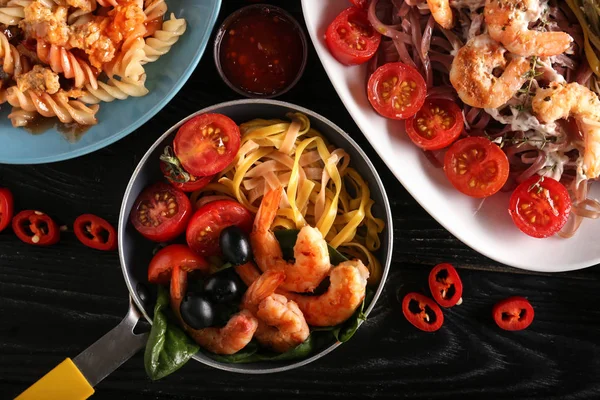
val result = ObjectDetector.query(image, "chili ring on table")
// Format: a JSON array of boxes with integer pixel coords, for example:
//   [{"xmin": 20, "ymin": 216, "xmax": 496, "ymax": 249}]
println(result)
[
  {"xmin": 12, "ymin": 210, "xmax": 60, "ymax": 246},
  {"xmin": 74, "ymin": 214, "xmax": 117, "ymax": 251},
  {"xmin": 428, "ymin": 263, "xmax": 463, "ymax": 308},
  {"xmin": 402, "ymin": 292, "xmax": 444, "ymax": 332},
  {"xmin": 492, "ymin": 296, "xmax": 534, "ymax": 331},
  {"xmin": 0, "ymin": 188, "xmax": 14, "ymax": 233}
]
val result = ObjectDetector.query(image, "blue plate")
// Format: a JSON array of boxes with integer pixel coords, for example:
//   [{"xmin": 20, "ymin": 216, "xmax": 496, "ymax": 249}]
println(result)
[{"xmin": 0, "ymin": 0, "xmax": 221, "ymax": 165}]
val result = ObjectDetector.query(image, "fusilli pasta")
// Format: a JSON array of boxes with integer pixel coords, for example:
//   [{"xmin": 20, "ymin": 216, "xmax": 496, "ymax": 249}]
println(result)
[
  {"xmin": 0, "ymin": 0, "xmax": 187, "ymax": 131},
  {"xmin": 143, "ymin": 13, "xmax": 186, "ymax": 63},
  {"xmin": 36, "ymin": 42, "xmax": 98, "ymax": 89},
  {"xmin": 80, "ymin": 75, "xmax": 149, "ymax": 104},
  {"xmin": 7, "ymin": 86, "xmax": 99, "ymax": 125}
]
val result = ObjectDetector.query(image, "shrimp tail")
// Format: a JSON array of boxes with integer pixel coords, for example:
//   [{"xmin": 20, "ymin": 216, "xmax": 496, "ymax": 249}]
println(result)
[
  {"xmin": 242, "ymin": 269, "xmax": 286, "ymax": 313},
  {"xmin": 253, "ymin": 188, "xmax": 282, "ymax": 232}
]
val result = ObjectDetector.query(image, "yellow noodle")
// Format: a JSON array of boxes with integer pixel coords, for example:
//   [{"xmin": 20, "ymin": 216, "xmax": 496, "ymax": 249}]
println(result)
[{"xmin": 191, "ymin": 113, "xmax": 385, "ymax": 285}]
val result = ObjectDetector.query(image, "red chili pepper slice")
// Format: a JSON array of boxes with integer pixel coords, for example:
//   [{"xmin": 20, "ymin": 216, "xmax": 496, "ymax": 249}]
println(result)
[
  {"xmin": 428, "ymin": 263, "xmax": 463, "ymax": 308},
  {"xmin": 402, "ymin": 292, "xmax": 444, "ymax": 332},
  {"xmin": 0, "ymin": 188, "xmax": 14, "ymax": 233},
  {"xmin": 74, "ymin": 214, "xmax": 117, "ymax": 251},
  {"xmin": 12, "ymin": 210, "xmax": 60, "ymax": 246},
  {"xmin": 492, "ymin": 296, "xmax": 534, "ymax": 331}
]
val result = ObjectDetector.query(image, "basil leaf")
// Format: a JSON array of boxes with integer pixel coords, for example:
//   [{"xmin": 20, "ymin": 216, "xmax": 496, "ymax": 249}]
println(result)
[
  {"xmin": 334, "ymin": 288, "xmax": 375, "ymax": 342},
  {"xmin": 144, "ymin": 286, "xmax": 199, "ymax": 380},
  {"xmin": 273, "ymin": 229, "xmax": 349, "ymax": 265}
]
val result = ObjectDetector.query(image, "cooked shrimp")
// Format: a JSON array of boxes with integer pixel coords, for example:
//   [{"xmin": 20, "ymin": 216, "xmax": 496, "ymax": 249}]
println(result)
[
  {"xmin": 170, "ymin": 265, "xmax": 258, "ymax": 355},
  {"xmin": 427, "ymin": 0, "xmax": 454, "ymax": 29},
  {"xmin": 532, "ymin": 82, "xmax": 600, "ymax": 179},
  {"xmin": 186, "ymin": 310, "xmax": 259, "ymax": 355},
  {"xmin": 281, "ymin": 260, "xmax": 369, "ymax": 327},
  {"xmin": 251, "ymin": 188, "xmax": 331, "ymax": 293},
  {"xmin": 450, "ymin": 34, "xmax": 530, "ymax": 109},
  {"xmin": 241, "ymin": 269, "xmax": 310, "ymax": 353},
  {"xmin": 484, "ymin": 0, "xmax": 572, "ymax": 57}
]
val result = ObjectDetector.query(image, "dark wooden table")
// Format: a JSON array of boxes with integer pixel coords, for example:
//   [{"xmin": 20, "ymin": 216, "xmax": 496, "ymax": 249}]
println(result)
[{"xmin": 2, "ymin": 1, "xmax": 600, "ymax": 399}]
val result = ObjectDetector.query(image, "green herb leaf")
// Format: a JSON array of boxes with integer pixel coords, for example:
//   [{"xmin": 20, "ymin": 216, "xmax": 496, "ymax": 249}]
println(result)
[
  {"xmin": 144, "ymin": 286, "xmax": 199, "ymax": 380},
  {"xmin": 273, "ymin": 229, "xmax": 349, "ymax": 266}
]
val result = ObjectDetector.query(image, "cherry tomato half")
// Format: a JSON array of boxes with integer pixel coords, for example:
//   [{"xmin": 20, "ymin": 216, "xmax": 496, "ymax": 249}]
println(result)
[
  {"xmin": 508, "ymin": 176, "xmax": 571, "ymax": 238},
  {"xmin": 325, "ymin": 7, "xmax": 381, "ymax": 65},
  {"xmin": 492, "ymin": 296, "xmax": 534, "ymax": 331},
  {"xmin": 130, "ymin": 182, "xmax": 192, "ymax": 242},
  {"xmin": 148, "ymin": 244, "xmax": 209, "ymax": 284},
  {"xmin": 402, "ymin": 292, "xmax": 444, "ymax": 332},
  {"xmin": 186, "ymin": 200, "xmax": 253, "ymax": 257},
  {"xmin": 173, "ymin": 113, "xmax": 241, "ymax": 177},
  {"xmin": 73, "ymin": 214, "xmax": 117, "ymax": 251},
  {"xmin": 0, "ymin": 188, "xmax": 14, "ymax": 233},
  {"xmin": 367, "ymin": 62, "xmax": 427, "ymax": 120},
  {"xmin": 160, "ymin": 160, "xmax": 215, "ymax": 193},
  {"xmin": 405, "ymin": 99, "xmax": 464, "ymax": 150},
  {"xmin": 428, "ymin": 263, "xmax": 463, "ymax": 308},
  {"xmin": 444, "ymin": 137, "xmax": 509, "ymax": 198},
  {"xmin": 12, "ymin": 210, "xmax": 60, "ymax": 246}
]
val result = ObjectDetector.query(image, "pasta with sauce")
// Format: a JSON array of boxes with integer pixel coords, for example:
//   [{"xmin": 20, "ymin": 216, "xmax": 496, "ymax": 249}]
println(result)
[{"xmin": 0, "ymin": 0, "xmax": 187, "ymax": 129}]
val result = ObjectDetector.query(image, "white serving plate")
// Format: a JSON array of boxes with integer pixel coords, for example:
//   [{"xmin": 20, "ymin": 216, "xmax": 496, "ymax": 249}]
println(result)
[{"xmin": 301, "ymin": 0, "xmax": 600, "ymax": 272}]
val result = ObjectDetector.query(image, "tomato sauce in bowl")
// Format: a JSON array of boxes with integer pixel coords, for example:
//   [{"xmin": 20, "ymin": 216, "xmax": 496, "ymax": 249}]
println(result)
[{"xmin": 214, "ymin": 5, "xmax": 307, "ymax": 98}]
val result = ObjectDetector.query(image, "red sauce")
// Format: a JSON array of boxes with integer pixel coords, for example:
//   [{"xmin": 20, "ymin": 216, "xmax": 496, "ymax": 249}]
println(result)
[{"xmin": 219, "ymin": 7, "xmax": 305, "ymax": 96}]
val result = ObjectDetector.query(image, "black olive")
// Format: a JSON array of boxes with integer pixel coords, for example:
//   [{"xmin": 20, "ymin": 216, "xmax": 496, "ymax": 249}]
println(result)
[
  {"xmin": 219, "ymin": 226, "xmax": 253, "ymax": 266},
  {"xmin": 203, "ymin": 273, "xmax": 241, "ymax": 303},
  {"xmin": 180, "ymin": 293, "xmax": 214, "ymax": 329},
  {"xmin": 136, "ymin": 282, "xmax": 154, "ymax": 314}
]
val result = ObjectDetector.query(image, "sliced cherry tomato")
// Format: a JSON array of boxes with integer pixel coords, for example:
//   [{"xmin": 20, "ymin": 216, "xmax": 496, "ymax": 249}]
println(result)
[
  {"xmin": 492, "ymin": 296, "xmax": 534, "ymax": 331},
  {"xmin": 73, "ymin": 214, "xmax": 117, "ymax": 251},
  {"xmin": 186, "ymin": 200, "xmax": 253, "ymax": 257},
  {"xmin": 148, "ymin": 244, "xmax": 209, "ymax": 284},
  {"xmin": 130, "ymin": 182, "xmax": 192, "ymax": 242},
  {"xmin": 173, "ymin": 113, "xmax": 241, "ymax": 177},
  {"xmin": 0, "ymin": 188, "xmax": 14, "ymax": 233},
  {"xmin": 508, "ymin": 176, "xmax": 571, "ymax": 238},
  {"xmin": 367, "ymin": 62, "xmax": 427, "ymax": 120},
  {"xmin": 325, "ymin": 7, "xmax": 381, "ymax": 65},
  {"xmin": 444, "ymin": 136, "xmax": 509, "ymax": 198},
  {"xmin": 160, "ymin": 159, "xmax": 214, "ymax": 193},
  {"xmin": 402, "ymin": 292, "xmax": 444, "ymax": 332},
  {"xmin": 12, "ymin": 210, "xmax": 60, "ymax": 246},
  {"xmin": 405, "ymin": 99, "xmax": 464, "ymax": 150},
  {"xmin": 428, "ymin": 263, "xmax": 463, "ymax": 308}
]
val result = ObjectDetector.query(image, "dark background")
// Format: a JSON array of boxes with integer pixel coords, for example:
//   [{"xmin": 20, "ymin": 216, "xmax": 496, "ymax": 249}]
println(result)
[{"xmin": 2, "ymin": 1, "xmax": 600, "ymax": 399}]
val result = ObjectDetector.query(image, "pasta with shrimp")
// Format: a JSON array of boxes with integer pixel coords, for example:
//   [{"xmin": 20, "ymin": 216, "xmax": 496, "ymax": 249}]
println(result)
[
  {"xmin": 0, "ymin": 0, "xmax": 187, "ymax": 131},
  {"xmin": 190, "ymin": 113, "xmax": 386, "ymax": 285}
]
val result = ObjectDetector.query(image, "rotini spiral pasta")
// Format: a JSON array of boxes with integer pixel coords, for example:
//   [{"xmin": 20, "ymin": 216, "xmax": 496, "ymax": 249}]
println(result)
[
  {"xmin": 7, "ymin": 86, "xmax": 99, "ymax": 125},
  {"xmin": 1, "ymin": 0, "xmax": 187, "ymax": 130},
  {"xmin": 143, "ymin": 13, "xmax": 186, "ymax": 63},
  {"xmin": 105, "ymin": 24, "xmax": 147, "ymax": 79},
  {"xmin": 36, "ymin": 42, "xmax": 98, "ymax": 89},
  {"xmin": 143, "ymin": 0, "xmax": 166, "ymax": 22},
  {"xmin": 0, "ymin": 0, "xmax": 30, "ymax": 25},
  {"xmin": 80, "ymin": 75, "xmax": 149, "ymax": 104}
]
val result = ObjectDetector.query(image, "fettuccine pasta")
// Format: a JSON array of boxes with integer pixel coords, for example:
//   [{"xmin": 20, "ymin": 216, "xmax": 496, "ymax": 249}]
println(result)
[{"xmin": 191, "ymin": 113, "xmax": 385, "ymax": 284}]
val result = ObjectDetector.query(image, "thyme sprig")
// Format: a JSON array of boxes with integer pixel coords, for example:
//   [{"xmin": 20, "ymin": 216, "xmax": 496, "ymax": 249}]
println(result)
[
  {"xmin": 517, "ymin": 56, "xmax": 544, "ymax": 107},
  {"xmin": 488, "ymin": 132, "xmax": 557, "ymax": 150}
]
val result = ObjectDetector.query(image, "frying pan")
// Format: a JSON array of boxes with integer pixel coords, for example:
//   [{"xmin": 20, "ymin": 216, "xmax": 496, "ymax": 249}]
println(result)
[{"xmin": 16, "ymin": 99, "xmax": 393, "ymax": 399}]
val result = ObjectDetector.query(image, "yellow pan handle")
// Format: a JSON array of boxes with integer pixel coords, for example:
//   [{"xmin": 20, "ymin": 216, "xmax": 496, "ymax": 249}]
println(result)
[
  {"xmin": 15, "ymin": 298, "xmax": 148, "ymax": 400},
  {"xmin": 15, "ymin": 358, "xmax": 94, "ymax": 400}
]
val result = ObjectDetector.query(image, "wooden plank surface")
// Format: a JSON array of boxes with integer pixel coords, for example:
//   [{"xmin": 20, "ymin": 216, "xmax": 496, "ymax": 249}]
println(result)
[{"xmin": 2, "ymin": 1, "xmax": 600, "ymax": 399}]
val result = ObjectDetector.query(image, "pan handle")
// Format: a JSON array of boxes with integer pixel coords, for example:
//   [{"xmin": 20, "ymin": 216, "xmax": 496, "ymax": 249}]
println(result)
[{"xmin": 15, "ymin": 298, "xmax": 149, "ymax": 400}]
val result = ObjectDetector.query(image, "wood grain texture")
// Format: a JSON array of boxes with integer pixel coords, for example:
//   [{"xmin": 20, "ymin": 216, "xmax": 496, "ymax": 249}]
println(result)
[{"xmin": 2, "ymin": 1, "xmax": 600, "ymax": 399}]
